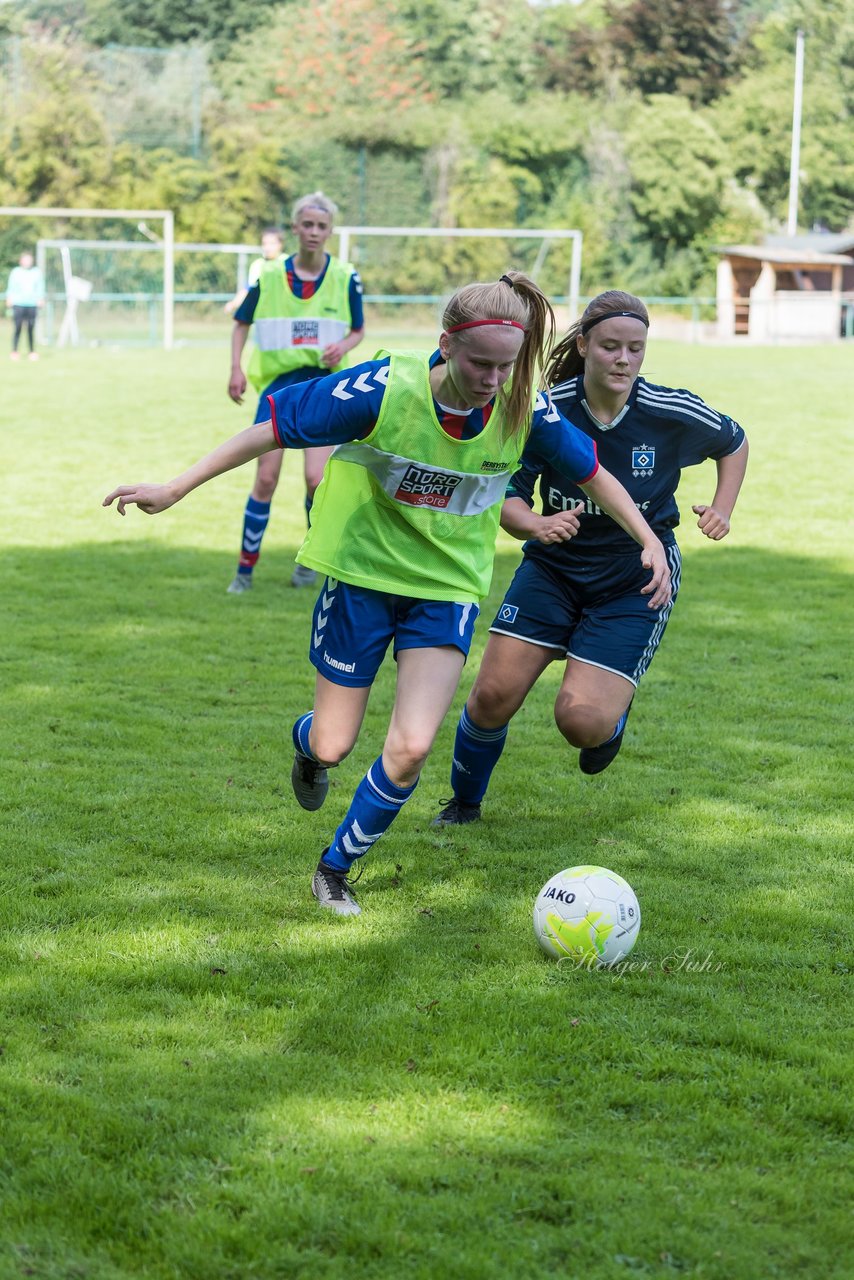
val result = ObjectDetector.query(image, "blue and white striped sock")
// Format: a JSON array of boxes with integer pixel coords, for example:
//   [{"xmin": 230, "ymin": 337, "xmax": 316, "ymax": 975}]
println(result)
[
  {"xmin": 449, "ymin": 705, "xmax": 509, "ymax": 805},
  {"xmin": 238, "ymin": 496, "xmax": 271, "ymax": 574},
  {"xmin": 323, "ymin": 756, "xmax": 418, "ymax": 872}
]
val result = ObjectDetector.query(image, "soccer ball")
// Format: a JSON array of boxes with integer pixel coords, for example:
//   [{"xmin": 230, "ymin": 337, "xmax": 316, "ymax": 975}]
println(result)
[{"xmin": 533, "ymin": 864, "xmax": 641, "ymax": 966}]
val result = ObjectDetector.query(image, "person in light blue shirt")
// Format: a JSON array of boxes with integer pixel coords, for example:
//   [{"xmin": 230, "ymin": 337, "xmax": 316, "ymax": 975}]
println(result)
[{"xmin": 6, "ymin": 252, "xmax": 45, "ymax": 361}]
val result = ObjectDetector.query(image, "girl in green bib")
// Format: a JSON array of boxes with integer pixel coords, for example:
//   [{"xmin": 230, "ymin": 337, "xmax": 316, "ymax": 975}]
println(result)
[
  {"xmin": 226, "ymin": 192, "xmax": 365, "ymax": 593},
  {"xmin": 105, "ymin": 273, "xmax": 671, "ymax": 916}
]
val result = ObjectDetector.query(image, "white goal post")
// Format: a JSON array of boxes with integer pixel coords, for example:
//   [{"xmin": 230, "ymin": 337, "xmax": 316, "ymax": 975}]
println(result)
[
  {"xmin": 3, "ymin": 215, "xmax": 582, "ymax": 346},
  {"xmin": 0, "ymin": 206, "xmax": 175, "ymax": 348}
]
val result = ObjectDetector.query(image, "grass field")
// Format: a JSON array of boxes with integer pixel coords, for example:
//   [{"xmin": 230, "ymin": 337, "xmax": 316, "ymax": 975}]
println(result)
[{"xmin": 1, "ymin": 333, "xmax": 852, "ymax": 1279}]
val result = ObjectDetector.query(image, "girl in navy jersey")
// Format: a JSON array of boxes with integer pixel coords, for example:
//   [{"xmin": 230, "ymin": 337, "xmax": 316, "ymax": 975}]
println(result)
[
  {"xmin": 226, "ymin": 191, "xmax": 365, "ymax": 594},
  {"xmin": 104, "ymin": 276, "xmax": 671, "ymax": 916},
  {"xmin": 434, "ymin": 289, "xmax": 748, "ymax": 826}
]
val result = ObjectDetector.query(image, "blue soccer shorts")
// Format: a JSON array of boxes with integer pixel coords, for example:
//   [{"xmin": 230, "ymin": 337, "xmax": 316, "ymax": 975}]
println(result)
[
  {"xmin": 489, "ymin": 546, "xmax": 682, "ymax": 687},
  {"xmin": 309, "ymin": 577, "xmax": 480, "ymax": 688}
]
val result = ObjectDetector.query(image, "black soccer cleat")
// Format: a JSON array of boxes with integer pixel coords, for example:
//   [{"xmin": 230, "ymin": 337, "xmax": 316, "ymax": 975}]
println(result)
[
  {"xmin": 579, "ymin": 701, "xmax": 633, "ymax": 776},
  {"xmin": 431, "ymin": 797, "xmax": 482, "ymax": 827},
  {"xmin": 291, "ymin": 751, "xmax": 329, "ymax": 811}
]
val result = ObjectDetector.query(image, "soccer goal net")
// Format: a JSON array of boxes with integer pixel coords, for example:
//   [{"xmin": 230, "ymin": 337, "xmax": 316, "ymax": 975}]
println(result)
[
  {"xmin": 7, "ymin": 217, "xmax": 582, "ymax": 348},
  {"xmin": 0, "ymin": 206, "xmax": 175, "ymax": 348},
  {"xmin": 36, "ymin": 237, "xmax": 253, "ymax": 348}
]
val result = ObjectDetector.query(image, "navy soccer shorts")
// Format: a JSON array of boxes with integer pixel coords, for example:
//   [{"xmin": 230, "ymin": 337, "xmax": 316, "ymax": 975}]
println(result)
[
  {"xmin": 309, "ymin": 577, "xmax": 480, "ymax": 688},
  {"xmin": 489, "ymin": 546, "xmax": 682, "ymax": 687}
]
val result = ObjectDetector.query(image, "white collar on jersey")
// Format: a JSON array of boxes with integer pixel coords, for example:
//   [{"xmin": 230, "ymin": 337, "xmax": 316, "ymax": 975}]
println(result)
[
  {"xmin": 436, "ymin": 398, "xmax": 476, "ymax": 416},
  {"xmin": 580, "ymin": 398, "xmax": 632, "ymax": 431}
]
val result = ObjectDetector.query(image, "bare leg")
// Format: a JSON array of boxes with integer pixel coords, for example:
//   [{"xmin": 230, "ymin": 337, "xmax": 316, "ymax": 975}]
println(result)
[
  {"xmin": 467, "ymin": 632, "xmax": 557, "ymax": 727},
  {"xmin": 383, "ymin": 645, "xmax": 467, "ymax": 786},
  {"xmin": 308, "ymin": 672, "xmax": 373, "ymax": 766},
  {"xmin": 309, "ymin": 647, "xmax": 466, "ymax": 913},
  {"xmin": 554, "ymin": 659, "xmax": 634, "ymax": 748},
  {"xmin": 251, "ymin": 448, "xmax": 284, "ymax": 503},
  {"xmin": 303, "ymin": 445, "xmax": 334, "ymax": 501}
]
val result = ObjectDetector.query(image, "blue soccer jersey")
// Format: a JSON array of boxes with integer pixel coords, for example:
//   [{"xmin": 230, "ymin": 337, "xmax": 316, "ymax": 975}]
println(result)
[
  {"xmin": 266, "ymin": 352, "xmax": 600, "ymax": 484},
  {"xmin": 508, "ymin": 374, "xmax": 745, "ymax": 560}
]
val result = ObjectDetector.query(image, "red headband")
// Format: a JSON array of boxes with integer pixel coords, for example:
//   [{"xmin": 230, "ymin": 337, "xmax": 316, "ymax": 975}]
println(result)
[{"xmin": 444, "ymin": 318, "xmax": 526, "ymax": 334}]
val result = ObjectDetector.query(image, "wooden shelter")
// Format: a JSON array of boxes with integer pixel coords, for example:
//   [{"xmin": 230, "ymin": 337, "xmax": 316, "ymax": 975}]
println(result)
[{"xmin": 716, "ymin": 235, "xmax": 854, "ymax": 341}]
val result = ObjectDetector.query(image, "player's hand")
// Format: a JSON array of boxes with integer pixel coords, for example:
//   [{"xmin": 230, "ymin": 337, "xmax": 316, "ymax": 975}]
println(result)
[
  {"xmin": 531, "ymin": 510, "xmax": 582, "ymax": 545},
  {"xmin": 692, "ymin": 504, "xmax": 731, "ymax": 540},
  {"xmin": 228, "ymin": 369, "xmax": 246, "ymax": 404},
  {"xmin": 321, "ymin": 342, "xmax": 344, "ymax": 368},
  {"xmin": 639, "ymin": 540, "xmax": 672, "ymax": 610},
  {"xmin": 102, "ymin": 484, "xmax": 177, "ymax": 516}
]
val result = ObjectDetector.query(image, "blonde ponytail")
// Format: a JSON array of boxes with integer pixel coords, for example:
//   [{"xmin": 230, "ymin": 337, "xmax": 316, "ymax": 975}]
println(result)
[{"xmin": 442, "ymin": 271, "xmax": 555, "ymax": 440}]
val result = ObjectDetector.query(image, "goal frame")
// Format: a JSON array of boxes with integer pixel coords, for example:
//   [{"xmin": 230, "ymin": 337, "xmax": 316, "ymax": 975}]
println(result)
[
  {"xmin": 0, "ymin": 206, "xmax": 175, "ymax": 348},
  {"xmin": 7, "ymin": 217, "xmax": 583, "ymax": 346},
  {"xmin": 335, "ymin": 225, "xmax": 583, "ymax": 318}
]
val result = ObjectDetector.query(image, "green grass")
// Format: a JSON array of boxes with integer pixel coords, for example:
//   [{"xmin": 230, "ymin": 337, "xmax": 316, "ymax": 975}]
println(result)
[{"xmin": 1, "ymin": 336, "xmax": 852, "ymax": 1279}]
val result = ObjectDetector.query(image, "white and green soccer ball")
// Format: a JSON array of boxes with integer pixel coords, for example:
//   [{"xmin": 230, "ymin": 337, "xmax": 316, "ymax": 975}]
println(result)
[{"xmin": 533, "ymin": 865, "xmax": 641, "ymax": 966}]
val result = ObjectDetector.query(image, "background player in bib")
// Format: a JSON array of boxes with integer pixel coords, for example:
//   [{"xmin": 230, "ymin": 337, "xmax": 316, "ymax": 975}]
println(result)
[
  {"xmin": 222, "ymin": 225, "xmax": 285, "ymax": 317},
  {"xmin": 434, "ymin": 289, "xmax": 748, "ymax": 826},
  {"xmin": 104, "ymin": 275, "xmax": 672, "ymax": 918},
  {"xmin": 227, "ymin": 191, "xmax": 365, "ymax": 593}
]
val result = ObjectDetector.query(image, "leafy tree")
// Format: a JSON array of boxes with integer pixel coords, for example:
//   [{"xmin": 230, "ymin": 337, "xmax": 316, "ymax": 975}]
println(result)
[
  {"xmin": 712, "ymin": 0, "xmax": 854, "ymax": 228},
  {"xmin": 625, "ymin": 96, "xmax": 728, "ymax": 251},
  {"xmin": 713, "ymin": 65, "xmax": 854, "ymax": 229},
  {"xmin": 533, "ymin": 0, "xmax": 619, "ymax": 97},
  {"xmin": 608, "ymin": 0, "xmax": 741, "ymax": 104},
  {"xmin": 20, "ymin": 0, "xmax": 291, "ymax": 58},
  {"xmin": 0, "ymin": 33, "xmax": 114, "ymax": 207},
  {"xmin": 394, "ymin": 0, "xmax": 537, "ymax": 101},
  {"xmin": 220, "ymin": 0, "xmax": 432, "ymax": 148}
]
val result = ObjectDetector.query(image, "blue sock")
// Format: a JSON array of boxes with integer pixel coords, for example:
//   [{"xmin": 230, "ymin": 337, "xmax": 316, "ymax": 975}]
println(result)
[
  {"xmin": 292, "ymin": 712, "xmax": 317, "ymax": 761},
  {"xmin": 238, "ymin": 496, "xmax": 271, "ymax": 574},
  {"xmin": 323, "ymin": 756, "xmax": 418, "ymax": 872},
  {"xmin": 450, "ymin": 706, "xmax": 509, "ymax": 805},
  {"xmin": 599, "ymin": 708, "xmax": 629, "ymax": 747}
]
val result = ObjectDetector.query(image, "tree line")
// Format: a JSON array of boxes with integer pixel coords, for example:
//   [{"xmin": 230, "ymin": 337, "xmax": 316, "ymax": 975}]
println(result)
[{"xmin": 1, "ymin": 0, "xmax": 851, "ymax": 296}]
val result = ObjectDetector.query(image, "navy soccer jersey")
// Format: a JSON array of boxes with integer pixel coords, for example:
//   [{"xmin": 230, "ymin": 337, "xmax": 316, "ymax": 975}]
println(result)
[
  {"xmin": 234, "ymin": 254, "xmax": 364, "ymax": 329},
  {"xmin": 508, "ymin": 374, "xmax": 746, "ymax": 562},
  {"xmin": 266, "ymin": 353, "xmax": 600, "ymax": 483}
]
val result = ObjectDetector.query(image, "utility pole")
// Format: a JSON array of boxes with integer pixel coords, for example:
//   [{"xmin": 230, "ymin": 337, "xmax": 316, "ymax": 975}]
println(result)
[{"xmin": 787, "ymin": 29, "xmax": 805, "ymax": 236}]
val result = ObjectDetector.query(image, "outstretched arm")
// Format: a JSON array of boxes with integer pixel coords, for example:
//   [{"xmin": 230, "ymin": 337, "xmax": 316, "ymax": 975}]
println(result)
[
  {"xmin": 103, "ymin": 420, "xmax": 278, "ymax": 516},
  {"xmin": 693, "ymin": 439, "xmax": 749, "ymax": 540},
  {"xmin": 580, "ymin": 466, "xmax": 671, "ymax": 609},
  {"xmin": 105, "ymin": 356, "xmax": 391, "ymax": 517}
]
